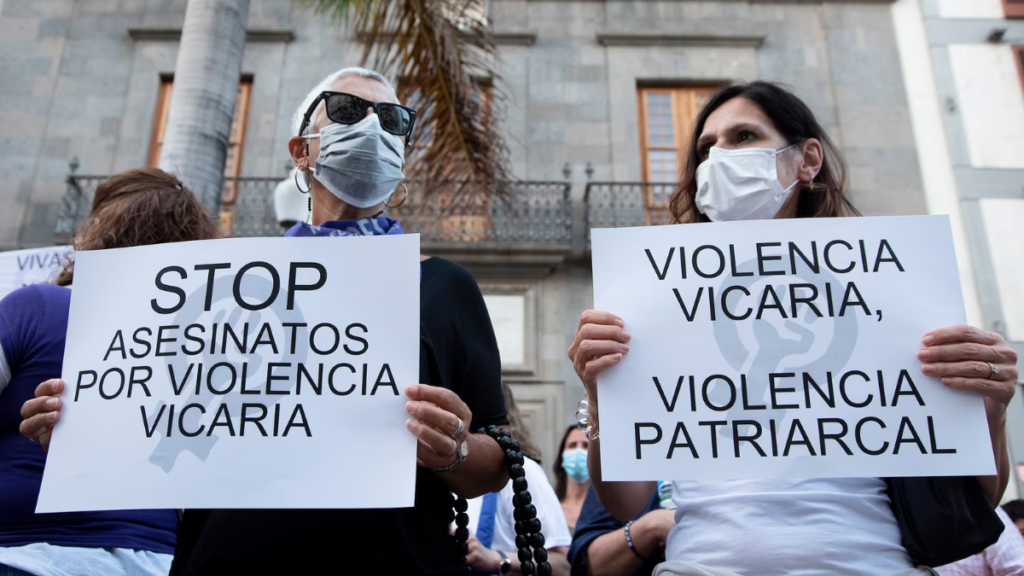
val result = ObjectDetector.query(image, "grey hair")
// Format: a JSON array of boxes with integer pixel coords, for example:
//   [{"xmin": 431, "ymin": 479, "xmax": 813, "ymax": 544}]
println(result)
[{"xmin": 292, "ymin": 67, "xmax": 399, "ymax": 136}]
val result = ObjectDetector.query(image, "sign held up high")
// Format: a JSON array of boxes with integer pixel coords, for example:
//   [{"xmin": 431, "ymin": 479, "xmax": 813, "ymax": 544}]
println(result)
[
  {"xmin": 591, "ymin": 215, "xmax": 995, "ymax": 482},
  {"xmin": 37, "ymin": 235, "xmax": 420, "ymax": 512}
]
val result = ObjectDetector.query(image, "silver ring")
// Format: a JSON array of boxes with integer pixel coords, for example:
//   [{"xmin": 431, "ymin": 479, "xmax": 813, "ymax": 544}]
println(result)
[
  {"xmin": 450, "ymin": 417, "xmax": 464, "ymax": 440},
  {"xmin": 989, "ymin": 362, "xmax": 1001, "ymax": 380}
]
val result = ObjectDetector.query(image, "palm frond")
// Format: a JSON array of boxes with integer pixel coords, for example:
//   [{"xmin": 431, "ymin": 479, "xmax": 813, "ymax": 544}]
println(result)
[{"xmin": 299, "ymin": 0, "xmax": 512, "ymax": 199}]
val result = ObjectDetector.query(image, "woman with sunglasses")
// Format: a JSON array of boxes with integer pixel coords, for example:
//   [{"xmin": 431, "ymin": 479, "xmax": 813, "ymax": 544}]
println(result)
[
  {"xmin": 163, "ymin": 67, "xmax": 511, "ymax": 574},
  {"xmin": 567, "ymin": 82, "xmax": 1018, "ymax": 576}
]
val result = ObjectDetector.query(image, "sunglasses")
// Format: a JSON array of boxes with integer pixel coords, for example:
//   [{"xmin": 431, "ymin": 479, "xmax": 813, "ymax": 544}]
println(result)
[{"xmin": 299, "ymin": 91, "xmax": 418, "ymax": 145}]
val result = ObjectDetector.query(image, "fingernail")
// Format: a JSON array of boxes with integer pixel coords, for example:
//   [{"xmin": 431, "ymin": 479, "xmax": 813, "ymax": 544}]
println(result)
[
  {"xmin": 621, "ymin": 330, "xmax": 631, "ymax": 341},
  {"xmin": 921, "ymin": 364, "xmax": 934, "ymax": 375},
  {"xmin": 923, "ymin": 335, "xmax": 934, "ymax": 345},
  {"xmin": 917, "ymin": 349, "xmax": 930, "ymax": 361},
  {"xmin": 614, "ymin": 318, "xmax": 625, "ymax": 327},
  {"xmin": 46, "ymin": 398, "xmax": 57, "ymax": 409},
  {"xmin": 406, "ymin": 419, "xmax": 415, "ymax": 430},
  {"xmin": 621, "ymin": 344, "xmax": 630, "ymax": 353},
  {"xmin": 47, "ymin": 412, "xmax": 58, "ymax": 422},
  {"xmin": 406, "ymin": 401, "xmax": 415, "ymax": 413}
]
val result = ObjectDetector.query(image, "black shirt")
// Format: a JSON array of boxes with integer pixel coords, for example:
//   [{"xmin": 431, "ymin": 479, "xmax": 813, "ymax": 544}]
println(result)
[{"xmin": 170, "ymin": 257, "xmax": 508, "ymax": 575}]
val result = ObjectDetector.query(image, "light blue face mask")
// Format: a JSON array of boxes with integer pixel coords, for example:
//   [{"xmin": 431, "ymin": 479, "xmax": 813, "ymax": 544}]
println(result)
[{"xmin": 562, "ymin": 448, "xmax": 589, "ymax": 484}]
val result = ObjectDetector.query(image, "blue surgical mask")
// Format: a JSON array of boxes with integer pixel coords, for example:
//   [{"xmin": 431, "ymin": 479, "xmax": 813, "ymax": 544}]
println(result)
[{"xmin": 562, "ymin": 448, "xmax": 589, "ymax": 484}]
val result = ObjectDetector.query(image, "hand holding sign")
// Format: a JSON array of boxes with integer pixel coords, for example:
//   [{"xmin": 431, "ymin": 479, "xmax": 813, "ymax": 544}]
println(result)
[
  {"xmin": 405, "ymin": 383, "xmax": 472, "ymax": 469},
  {"xmin": 919, "ymin": 326, "xmax": 1018, "ymax": 413},
  {"xmin": 19, "ymin": 378, "xmax": 64, "ymax": 452}
]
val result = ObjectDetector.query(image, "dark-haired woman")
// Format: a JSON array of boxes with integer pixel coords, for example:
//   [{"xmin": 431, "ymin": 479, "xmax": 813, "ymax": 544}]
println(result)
[
  {"xmin": 554, "ymin": 425, "xmax": 590, "ymax": 534},
  {"xmin": 4, "ymin": 168, "xmax": 218, "ymax": 576},
  {"xmin": 568, "ymin": 82, "xmax": 1018, "ymax": 576}
]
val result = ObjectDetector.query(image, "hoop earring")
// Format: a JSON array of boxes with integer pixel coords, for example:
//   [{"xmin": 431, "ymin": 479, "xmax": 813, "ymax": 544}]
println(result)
[
  {"xmin": 294, "ymin": 169, "xmax": 311, "ymax": 194},
  {"xmin": 384, "ymin": 182, "xmax": 409, "ymax": 208}
]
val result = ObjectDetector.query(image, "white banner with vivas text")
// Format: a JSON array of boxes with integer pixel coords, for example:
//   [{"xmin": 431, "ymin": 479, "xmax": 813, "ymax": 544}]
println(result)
[
  {"xmin": 37, "ymin": 235, "xmax": 420, "ymax": 512},
  {"xmin": 591, "ymin": 215, "xmax": 995, "ymax": 482}
]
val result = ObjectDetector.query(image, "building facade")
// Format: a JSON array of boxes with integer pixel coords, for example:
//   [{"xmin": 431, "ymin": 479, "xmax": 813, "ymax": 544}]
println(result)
[
  {"xmin": 892, "ymin": 0, "xmax": 1024, "ymax": 498},
  {"xmin": 4, "ymin": 0, "xmax": 1004, "ymax": 481}
]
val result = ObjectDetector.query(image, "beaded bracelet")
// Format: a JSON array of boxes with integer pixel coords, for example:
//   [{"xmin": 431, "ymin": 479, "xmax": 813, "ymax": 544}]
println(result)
[{"xmin": 451, "ymin": 424, "xmax": 553, "ymax": 576}]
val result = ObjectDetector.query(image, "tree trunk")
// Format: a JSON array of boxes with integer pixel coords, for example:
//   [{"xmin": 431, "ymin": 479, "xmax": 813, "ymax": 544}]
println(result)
[{"xmin": 159, "ymin": 0, "xmax": 250, "ymax": 215}]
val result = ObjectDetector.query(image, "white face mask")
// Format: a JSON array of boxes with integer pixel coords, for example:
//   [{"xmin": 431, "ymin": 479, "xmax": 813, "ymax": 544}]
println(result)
[
  {"xmin": 695, "ymin": 144, "xmax": 800, "ymax": 222},
  {"xmin": 308, "ymin": 114, "xmax": 406, "ymax": 209}
]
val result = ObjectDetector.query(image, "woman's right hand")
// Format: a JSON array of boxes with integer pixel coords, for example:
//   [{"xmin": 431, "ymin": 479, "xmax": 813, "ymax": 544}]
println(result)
[
  {"xmin": 567, "ymin": 310, "xmax": 631, "ymax": 399},
  {"xmin": 19, "ymin": 378, "xmax": 64, "ymax": 452}
]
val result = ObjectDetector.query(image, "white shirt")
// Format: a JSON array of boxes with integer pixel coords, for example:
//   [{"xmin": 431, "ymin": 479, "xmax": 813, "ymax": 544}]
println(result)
[
  {"xmin": 465, "ymin": 457, "xmax": 573, "ymax": 552},
  {"xmin": 0, "ymin": 543, "xmax": 171, "ymax": 576},
  {"xmin": 666, "ymin": 478, "xmax": 913, "ymax": 576}
]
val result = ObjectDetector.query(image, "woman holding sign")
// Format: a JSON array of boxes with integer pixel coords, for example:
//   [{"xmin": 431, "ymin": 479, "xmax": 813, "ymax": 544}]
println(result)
[
  {"xmin": 22, "ymin": 67, "xmax": 514, "ymax": 575},
  {"xmin": 568, "ymin": 82, "xmax": 1018, "ymax": 576},
  {"xmin": 4, "ymin": 168, "xmax": 218, "ymax": 576}
]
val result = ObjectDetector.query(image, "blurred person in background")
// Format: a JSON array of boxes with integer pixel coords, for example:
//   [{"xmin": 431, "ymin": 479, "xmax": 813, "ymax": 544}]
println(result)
[
  {"xmin": 1002, "ymin": 500, "xmax": 1024, "ymax": 537},
  {"xmin": 555, "ymin": 425, "xmax": 591, "ymax": 534},
  {"xmin": 935, "ymin": 503, "xmax": 1024, "ymax": 576},
  {"xmin": 568, "ymin": 486, "xmax": 674, "ymax": 576},
  {"xmin": 6, "ymin": 168, "xmax": 217, "ymax": 576},
  {"xmin": 464, "ymin": 382, "xmax": 571, "ymax": 575}
]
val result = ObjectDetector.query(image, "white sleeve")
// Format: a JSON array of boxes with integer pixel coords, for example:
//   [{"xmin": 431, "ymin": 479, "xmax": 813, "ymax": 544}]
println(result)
[
  {"xmin": 522, "ymin": 458, "xmax": 573, "ymax": 549},
  {"xmin": 0, "ymin": 342, "xmax": 10, "ymax": 397}
]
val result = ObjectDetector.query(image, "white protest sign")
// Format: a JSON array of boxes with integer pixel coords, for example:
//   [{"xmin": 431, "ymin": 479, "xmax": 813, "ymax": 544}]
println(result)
[
  {"xmin": 592, "ymin": 215, "xmax": 995, "ymax": 482},
  {"xmin": 37, "ymin": 235, "xmax": 420, "ymax": 512},
  {"xmin": 0, "ymin": 246, "xmax": 72, "ymax": 300}
]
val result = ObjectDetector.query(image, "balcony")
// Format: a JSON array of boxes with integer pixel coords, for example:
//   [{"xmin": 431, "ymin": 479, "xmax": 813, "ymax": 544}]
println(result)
[
  {"xmin": 584, "ymin": 181, "xmax": 675, "ymax": 230},
  {"xmin": 56, "ymin": 174, "xmax": 675, "ymax": 274},
  {"xmin": 57, "ymin": 175, "xmax": 571, "ymax": 244}
]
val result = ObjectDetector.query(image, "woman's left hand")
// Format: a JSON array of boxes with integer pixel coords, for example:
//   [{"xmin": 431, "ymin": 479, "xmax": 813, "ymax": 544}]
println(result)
[
  {"xmin": 918, "ymin": 325, "xmax": 1018, "ymax": 419},
  {"xmin": 405, "ymin": 383, "xmax": 472, "ymax": 469}
]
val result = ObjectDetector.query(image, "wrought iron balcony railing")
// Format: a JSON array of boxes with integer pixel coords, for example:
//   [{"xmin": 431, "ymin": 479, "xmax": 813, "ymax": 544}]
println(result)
[
  {"xmin": 584, "ymin": 181, "xmax": 676, "ymax": 231},
  {"xmin": 56, "ymin": 175, "xmax": 573, "ymax": 246}
]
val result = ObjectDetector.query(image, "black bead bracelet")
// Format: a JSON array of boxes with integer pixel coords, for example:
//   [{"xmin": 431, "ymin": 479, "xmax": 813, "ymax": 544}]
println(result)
[{"xmin": 451, "ymin": 425, "xmax": 553, "ymax": 576}]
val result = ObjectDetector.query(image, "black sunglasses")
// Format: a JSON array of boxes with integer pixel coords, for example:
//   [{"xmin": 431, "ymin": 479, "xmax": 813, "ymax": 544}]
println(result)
[{"xmin": 299, "ymin": 91, "xmax": 418, "ymax": 145}]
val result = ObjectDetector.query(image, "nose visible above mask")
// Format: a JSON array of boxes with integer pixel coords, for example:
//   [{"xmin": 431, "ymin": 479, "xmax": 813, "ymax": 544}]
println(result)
[
  {"xmin": 311, "ymin": 114, "xmax": 406, "ymax": 209},
  {"xmin": 562, "ymin": 448, "xmax": 590, "ymax": 484},
  {"xmin": 695, "ymin": 144, "xmax": 800, "ymax": 222}
]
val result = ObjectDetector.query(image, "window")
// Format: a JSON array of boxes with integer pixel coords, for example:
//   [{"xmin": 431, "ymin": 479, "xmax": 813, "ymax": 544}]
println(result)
[
  {"xmin": 148, "ymin": 76, "xmax": 252, "ymax": 179},
  {"xmin": 637, "ymin": 86, "xmax": 717, "ymax": 222},
  {"xmin": 1004, "ymin": 0, "xmax": 1024, "ymax": 18},
  {"xmin": 148, "ymin": 76, "xmax": 253, "ymax": 235}
]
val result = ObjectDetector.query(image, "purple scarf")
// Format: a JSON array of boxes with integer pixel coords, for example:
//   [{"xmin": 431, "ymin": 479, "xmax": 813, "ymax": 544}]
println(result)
[{"xmin": 284, "ymin": 217, "xmax": 403, "ymax": 238}]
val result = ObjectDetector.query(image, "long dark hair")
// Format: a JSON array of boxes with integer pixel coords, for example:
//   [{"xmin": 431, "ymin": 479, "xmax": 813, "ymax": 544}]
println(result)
[
  {"xmin": 670, "ymin": 81, "xmax": 859, "ymax": 223},
  {"xmin": 553, "ymin": 424, "xmax": 577, "ymax": 502},
  {"xmin": 56, "ymin": 168, "xmax": 219, "ymax": 286},
  {"xmin": 502, "ymin": 382, "xmax": 542, "ymax": 463}
]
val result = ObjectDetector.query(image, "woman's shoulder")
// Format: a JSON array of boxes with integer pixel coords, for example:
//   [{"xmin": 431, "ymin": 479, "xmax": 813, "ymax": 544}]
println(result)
[
  {"xmin": 421, "ymin": 257, "xmax": 481, "ymax": 297},
  {"xmin": 0, "ymin": 283, "xmax": 70, "ymax": 317}
]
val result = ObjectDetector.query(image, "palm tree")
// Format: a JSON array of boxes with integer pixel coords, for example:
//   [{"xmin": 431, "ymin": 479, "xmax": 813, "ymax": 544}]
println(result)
[
  {"xmin": 161, "ymin": 0, "xmax": 508, "ymax": 222},
  {"xmin": 301, "ymin": 0, "xmax": 512, "ymax": 197},
  {"xmin": 158, "ymin": 0, "xmax": 250, "ymax": 215}
]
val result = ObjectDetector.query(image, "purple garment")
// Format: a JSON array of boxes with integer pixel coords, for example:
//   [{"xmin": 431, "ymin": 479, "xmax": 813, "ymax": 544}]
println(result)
[
  {"xmin": 284, "ymin": 217, "xmax": 403, "ymax": 237},
  {"xmin": 0, "ymin": 284, "xmax": 177, "ymax": 553}
]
